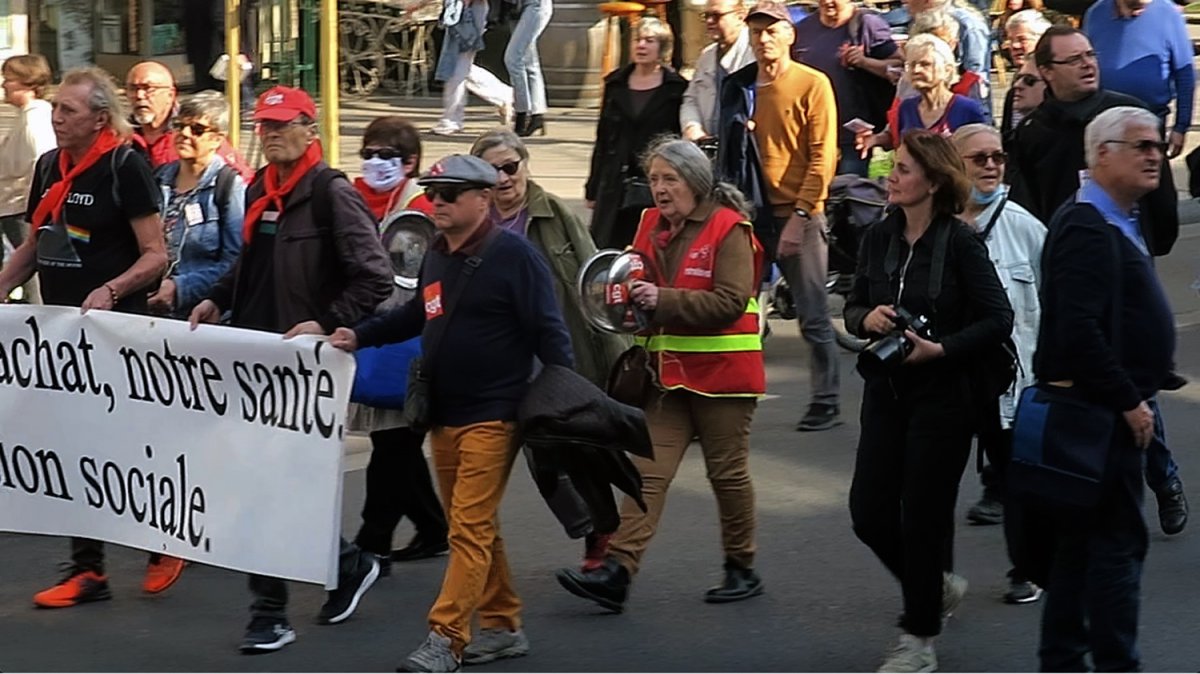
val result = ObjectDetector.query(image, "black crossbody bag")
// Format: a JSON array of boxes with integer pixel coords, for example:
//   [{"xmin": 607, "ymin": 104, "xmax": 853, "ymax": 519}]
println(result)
[{"xmin": 399, "ymin": 228, "xmax": 501, "ymax": 432}]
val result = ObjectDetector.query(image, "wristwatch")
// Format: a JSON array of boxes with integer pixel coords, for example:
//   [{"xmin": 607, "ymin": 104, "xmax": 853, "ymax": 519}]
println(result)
[{"xmin": 793, "ymin": 208, "xmax": 810, "ymax": 219}]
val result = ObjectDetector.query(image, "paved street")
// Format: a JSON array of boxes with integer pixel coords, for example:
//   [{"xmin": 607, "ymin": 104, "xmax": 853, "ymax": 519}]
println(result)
[{"xmin": 2, "ymin": 95, "xmax": 1200, "ymax": 671}]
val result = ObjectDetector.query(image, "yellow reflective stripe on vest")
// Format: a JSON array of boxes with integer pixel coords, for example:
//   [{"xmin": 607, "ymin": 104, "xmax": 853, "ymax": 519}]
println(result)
[
  {"xmin": 745, "ymin": 297, "xmax": 760, "ymax": 314},
  {"xmin": 641, "ymin": 333, "xmax": 761, "ymax": 352}
]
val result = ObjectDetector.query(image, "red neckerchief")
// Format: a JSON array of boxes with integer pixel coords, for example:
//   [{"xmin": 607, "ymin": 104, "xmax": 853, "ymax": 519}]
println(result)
[
  {"xmin": 31, "ymin": 128, "xmax": 122, "ymax": 232},
  {"xmin": 354, "ymin": 176, "xmax": 407, "ymax": 220},
  {"xmin": 243, "ymin": 141, "xmax": 324, "ymax": 243}
]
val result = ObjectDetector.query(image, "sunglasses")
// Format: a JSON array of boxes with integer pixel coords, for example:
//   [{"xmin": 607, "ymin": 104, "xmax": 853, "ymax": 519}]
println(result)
[
  {"xmin": 1014, "ymin": 73, "xmax": 1043, "ymax": 87},
  {"xmin": 424, "ymin": 185, "xmax": 481, "ymax": 203},
  {"xmin": 172, "ymin": 120, "xmax": 218, "ymax": 137},
  {"xmin": 360, "ymin": 147, "xmax": 408, "ymax": 161},
  {"xmin": 256, "ymin": 119, "xmax": 309, "ymax": 134},
  {"xmin": 962, "ymin": 151, "xmax": 1007, "ymax": 167},
  {"xmin": 700, "ymin": 9, "xmax": 735, "ymax": 21},
  {"xmin": 492, "ymin": 160, "xmax": 521, "ymax": 176},
  {"xmin": 1103, "ymin": 139, "xmax": 1169, "ymax": 154}
]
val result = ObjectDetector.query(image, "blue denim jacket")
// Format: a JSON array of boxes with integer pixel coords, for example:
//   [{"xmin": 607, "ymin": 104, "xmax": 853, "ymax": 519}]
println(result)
[{"xmin": 154, "ymin": 155, "xmax": 246, "ymax": 317}]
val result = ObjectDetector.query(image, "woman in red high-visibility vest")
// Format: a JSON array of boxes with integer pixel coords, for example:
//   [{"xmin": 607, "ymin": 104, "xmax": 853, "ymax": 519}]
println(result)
[{"xmin": 557, "ymin": 137, "xmax": 767, "ymax": 612}]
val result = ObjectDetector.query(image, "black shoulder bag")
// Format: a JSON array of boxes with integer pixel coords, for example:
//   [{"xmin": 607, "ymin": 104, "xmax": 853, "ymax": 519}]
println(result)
[{"xmin": 398, "ymin": 228, "xmax": 502, "ymax": 432}]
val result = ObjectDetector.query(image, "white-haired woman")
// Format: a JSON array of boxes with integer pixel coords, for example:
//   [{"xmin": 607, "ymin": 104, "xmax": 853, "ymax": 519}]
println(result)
[
  {"xmin": 951, "ymin": 123, "xmax": 1046, "ymax": 604},
  {"xmin": 558, "ymin": 137, "xmax": 766, "ymax": 612},
  {"xmin": 909, "ymin": 10, "xmax": 989, "ymax": 116},
  {"xmin": 857, "ymin": 34, "xmax": 987, "ymax": 157}
]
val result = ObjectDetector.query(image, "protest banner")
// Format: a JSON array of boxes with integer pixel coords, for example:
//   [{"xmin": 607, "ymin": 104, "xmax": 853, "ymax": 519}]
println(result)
[{"xmin": 0, "ymin": 305, "xmax": 355, "ymax": 588}]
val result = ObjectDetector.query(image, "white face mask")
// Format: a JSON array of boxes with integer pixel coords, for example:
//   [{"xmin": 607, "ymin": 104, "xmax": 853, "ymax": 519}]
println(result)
[{"xmin": 362, "ymin": 157, "xmax": 405, "ymax": 192}]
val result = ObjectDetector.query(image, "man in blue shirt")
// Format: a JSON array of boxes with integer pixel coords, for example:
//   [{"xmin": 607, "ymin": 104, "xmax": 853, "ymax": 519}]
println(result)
[{"xmin": 1083, "ymin": 0, "xmax": 1194, "ymax": 158}]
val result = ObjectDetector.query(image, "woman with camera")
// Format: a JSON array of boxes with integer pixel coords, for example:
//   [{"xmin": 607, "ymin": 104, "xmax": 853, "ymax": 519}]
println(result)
[
  {"xmin": 557, "ymin": 137, "xmax": 766, "ymax": 611},
  {"xmin": 844, "ymin": 130, "xmax": 1012, "ymax": 672}
]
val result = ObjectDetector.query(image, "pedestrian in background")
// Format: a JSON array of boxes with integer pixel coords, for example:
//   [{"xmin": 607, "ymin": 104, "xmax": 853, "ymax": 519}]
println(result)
[
  {"xmin": 0, "ymin": 53, "xmax": 55, "ymax": 304},
  {"xmin": 680, "ymin": 0, "xmax": 753, "ymax": 142},
  {"xmin": 845, "ymin": 130, "xmax": 1012, "ymax": 673},
  {"xmin": 430, "ymin": 0, "xmax": 514, "ymax": 136},
  {"xmin": 505, "ymin": 0, "xmax": 553, "ymax": 137},
  {"xmin": 557, "ymin": 138, "xmax": 766, "ymax": 612},
  {"xmin": 586, "ymin": 17, "xmax": 686, "ymax": 250},
  {"xmin": 149, "ymin": 91, "xmax": 245, "ymax": 319}
]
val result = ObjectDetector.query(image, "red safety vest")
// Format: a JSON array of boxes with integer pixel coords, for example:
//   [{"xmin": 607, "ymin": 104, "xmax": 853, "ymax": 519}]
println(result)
[{"xmin": 631, "ymin": 206, "xmax": 765, "ymax": 397}]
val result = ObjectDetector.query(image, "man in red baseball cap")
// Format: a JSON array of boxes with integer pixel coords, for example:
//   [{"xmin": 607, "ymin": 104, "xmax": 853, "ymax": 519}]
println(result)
[{"xmin": 191, "ymin": 84, "xmax": 394, "ymax": 654}]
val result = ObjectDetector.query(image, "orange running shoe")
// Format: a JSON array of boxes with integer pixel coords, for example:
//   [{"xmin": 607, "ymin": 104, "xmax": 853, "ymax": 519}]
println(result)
[
  {"xmin": 143, "ymin": 555, "xmax": 186, "ymax": 594},
  {"xmin": 33, "ymin": 569, "xmax": 112, "ymax": 608}
]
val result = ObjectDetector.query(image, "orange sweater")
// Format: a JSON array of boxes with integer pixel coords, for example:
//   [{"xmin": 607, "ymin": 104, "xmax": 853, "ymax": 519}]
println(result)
[{"xmin": 751, "ymin": 62, "xmax": 839, "ymax": 217}]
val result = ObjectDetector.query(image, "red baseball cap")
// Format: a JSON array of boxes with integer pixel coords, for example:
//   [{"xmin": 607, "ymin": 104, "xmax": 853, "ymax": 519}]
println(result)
[{"xmin": 254, "ymin": 86, "xmax": 318, "ymax": 122}]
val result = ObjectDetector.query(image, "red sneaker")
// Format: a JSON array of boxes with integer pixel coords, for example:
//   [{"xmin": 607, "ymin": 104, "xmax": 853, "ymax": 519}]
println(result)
[
  {"xmin": 143, "ymin": 555, "xmax": 186, "ymax": 594},
  {"xmin": 581, "ymin": 532, "xmax": 612, "ymax": 572},
  {"xmin": 33, "ymin": 570, "xmax": 112, "ymax": 608}
]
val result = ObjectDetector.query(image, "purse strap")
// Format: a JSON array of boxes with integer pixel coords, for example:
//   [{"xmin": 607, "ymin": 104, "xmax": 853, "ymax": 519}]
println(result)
[{"xmin": 421, "ymin": 227, "xmax": 502, "ymax": 376}]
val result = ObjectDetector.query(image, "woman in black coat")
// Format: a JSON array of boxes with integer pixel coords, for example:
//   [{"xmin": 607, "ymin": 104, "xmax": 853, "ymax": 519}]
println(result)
[
  {"xmin": 843, "ymin": 130, "xmax": 1013, "ymax": 672},
  {"xmin": 585, "ymin": 17, "xmax": 687, "ymax": 250}
]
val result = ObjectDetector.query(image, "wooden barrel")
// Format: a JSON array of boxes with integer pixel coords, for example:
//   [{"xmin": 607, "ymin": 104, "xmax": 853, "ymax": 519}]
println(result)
[{"xmin": 541, "ymin": 1, "xmax": 608, "ymax": 108}]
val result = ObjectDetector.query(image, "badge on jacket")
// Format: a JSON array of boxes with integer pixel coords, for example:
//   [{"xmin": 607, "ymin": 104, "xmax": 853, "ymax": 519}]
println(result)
[{"xmin": 424, "ymin": 281, "xmax": 444, "ymax": 319}]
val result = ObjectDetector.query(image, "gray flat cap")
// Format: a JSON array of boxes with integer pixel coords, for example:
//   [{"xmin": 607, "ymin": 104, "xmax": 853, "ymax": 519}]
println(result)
[{"xmin": 417, "ymin": 154, "xmax": 499, "ymax": 187}]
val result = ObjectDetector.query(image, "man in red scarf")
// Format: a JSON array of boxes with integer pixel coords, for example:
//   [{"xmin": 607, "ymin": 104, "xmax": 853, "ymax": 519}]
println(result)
[
  {"xmin": 189, "ymin": 86, "xmax": 394, "ymax": 654},
  {"xmin": 0, "ymin": 67, "xmax": 173, "ymax": 607}
]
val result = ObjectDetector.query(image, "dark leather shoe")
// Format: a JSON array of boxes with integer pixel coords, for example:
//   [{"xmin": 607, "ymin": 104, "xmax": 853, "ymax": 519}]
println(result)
[
  {"xmin": 391, "ymin": 535, "xmax": 449, "ymax": 562},
  {"xmin": 704, "ymin": 560, "xmax": 764, "ymax": 604},
  {"xmin": 1157, "ymin": 477, "xmax": 1189, "ymax": 535},
  {"xmin": 797, "ymin": 404, "xmax": 841, "ymax": 431},
  {"xmin": 555, "ymin": 557, "xmax": 629, "ymax": 613},
  {"xmin": 1162, "ymin": 372, "xmax": 1188, "ymax": 391}
]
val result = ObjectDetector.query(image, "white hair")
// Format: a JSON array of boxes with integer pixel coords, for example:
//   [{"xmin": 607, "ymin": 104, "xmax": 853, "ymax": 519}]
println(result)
[
  {"xmin": 911, "ymin": 10, "xmax": 959, "ymax": 43},
  {"xmin": 1005, "ymin": 9, "xmax": 1052, "ymax": 37},
  {"xmin": 951, "ymin": 123, "xmax": 1001, "ymax": 150},
  {"xmin": 904, "ymin": 34, "xmax": 959, "ymax": 88},
  {"xmin": 1084, "ymin": 107, "xmax": 1162, "ymax": 168}
]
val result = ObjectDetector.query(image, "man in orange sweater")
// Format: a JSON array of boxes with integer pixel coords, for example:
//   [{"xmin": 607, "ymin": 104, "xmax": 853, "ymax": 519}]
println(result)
[{"xmin": 745, "ymin": 0, "xmax": 841, "ymax": 430}]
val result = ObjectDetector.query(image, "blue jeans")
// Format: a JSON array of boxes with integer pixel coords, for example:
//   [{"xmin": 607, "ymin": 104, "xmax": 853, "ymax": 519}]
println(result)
[
  {"xmin": 837, "ymin": 145, "xmax": 869, "ymax": 178},
  {"xmin": 505, "ymin": 0, "xmax": 552, "ymax": 114},
  {"xmin": 1144, "ymin": 398, "xmax": 1178, "ymax": 492}
]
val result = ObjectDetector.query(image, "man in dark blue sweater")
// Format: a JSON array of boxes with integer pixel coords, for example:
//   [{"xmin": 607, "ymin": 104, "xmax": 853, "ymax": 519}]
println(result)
[
  {"xmin": 331, "ymin": 154, "xmax": 573, "ymax": 673},
  {"xmin": 1025, "ymin": 106, "xmax": 1175, "ymax": 672}
]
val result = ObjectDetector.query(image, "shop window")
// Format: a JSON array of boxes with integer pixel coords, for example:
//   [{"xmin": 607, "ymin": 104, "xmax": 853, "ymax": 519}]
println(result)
[
  {"xmin": 151, "ymin": 0, "xmax": 184, "ymax": 55},
  {"xmin": 0, "ymin": 1, "xmax": 11, "ymax": 50}
]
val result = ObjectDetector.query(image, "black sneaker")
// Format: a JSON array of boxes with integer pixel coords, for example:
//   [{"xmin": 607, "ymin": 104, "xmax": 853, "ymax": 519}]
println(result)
[
  {"xmin": 1003, "ymin": 575, "xmax": 1043, "ymax": 604},
  {"xmin": 966, "ymin": 493, "xmax": 1004, "ymax": 525},
  {"xmin": 317, "ymin": 550, "xmax": 380, "ymax": 625},
  {"xmin": 240, "ymin": 616, "xmax": 297, "ymax": 653},
  {"xmin": 796, "ymin": 404, "xmax": 841, "ymax": 432},
  {"xmin": 1156, "ymin": 477, "xmax": 1189, "ymax": 535},
  {"xmin": 392, "ymin": 535, "xmax": 449, "ymax": 562},
  {"xmin": 375, "ymin": 554, "xmax": 392, "ymax": 578},
  {"xmin": 555, "ymin": 557, "xmax": 630, "ymax": 613}
]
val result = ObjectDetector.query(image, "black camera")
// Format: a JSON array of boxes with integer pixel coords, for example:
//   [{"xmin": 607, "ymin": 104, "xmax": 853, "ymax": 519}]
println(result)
[{"xmin": 856, "ymin": 307, "xmax": 932, "ymax": 378}]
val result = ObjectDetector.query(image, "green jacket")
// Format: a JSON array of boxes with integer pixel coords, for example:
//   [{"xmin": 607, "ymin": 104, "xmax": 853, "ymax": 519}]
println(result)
[{"xmin": 525, "ymin": 180, "xmax": 631, "ymax": 387}]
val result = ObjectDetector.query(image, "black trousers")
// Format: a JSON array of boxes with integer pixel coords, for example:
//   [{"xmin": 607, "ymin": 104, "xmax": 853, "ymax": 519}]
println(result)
[
  {"xmin": 353, "ymin": 427, "xmax": 448, "ymax": 556},
  {"xmin": 249, "ymin": 538, "xmax": 362, "ymax": 618},
  {"xmin": 849, "ymin": 376, "xmax": 975, "ymax": 637}
]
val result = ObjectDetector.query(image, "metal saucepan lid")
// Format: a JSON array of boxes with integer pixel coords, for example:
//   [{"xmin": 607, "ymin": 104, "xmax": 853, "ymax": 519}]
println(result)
[
  {"xmin": 380, "ymin": 209, "xmax": 436, "ymax": 290},
  {"xmin": 577, "ymin": 249, "xmax": 623, "ymax": 333},
  {"xmin": 576, "ymin": 249, "xmax": 657, "ymax": 334}
]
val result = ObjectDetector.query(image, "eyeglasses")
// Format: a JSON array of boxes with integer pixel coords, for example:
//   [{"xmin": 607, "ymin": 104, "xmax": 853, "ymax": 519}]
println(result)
[
  {"xmin": 1103, "ymin": 139, "xmax": 1168, "ymax": 155},
  {"xmin": 172, "ymin": 120, "xmax": 218, "ymax": 137},
  {"xmin": 700, "ymin": 9, "xmax": 735, "ymax": 21},
  {"xmin": 127, "ymin": 83, "xmax": 174, "ymax": 95},
  {"xmin": 492, "ymin": 159, "xmax": 521, "ymax": 176},
  {"xmin": 424, "ymin": 185, "xmax": 478, "ymax": 203},
  {"xmin": 962, "ymin": 151, "xmax": 1007, "ymax": 167},
  {"xmin": 1014, "ymin": 73, "xmax": 1043, "ymax": 87},
  {"xmin": 256, "ymin": 119, "xmax": 310, "ymax": 134},
  {"xmin": 360, "ymin": 147, "xmax": 408, "ymax": 161},
  {"xmin": 1048, "ymin": 49, "xmax": 1097, "ymax": 67}
]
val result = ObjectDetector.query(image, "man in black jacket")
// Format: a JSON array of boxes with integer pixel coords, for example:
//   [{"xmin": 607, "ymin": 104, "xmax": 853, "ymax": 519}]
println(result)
[
  {"xmin": 1023, "ymin": 105, "xmax": 1174, "ymax": 672},
  {"xmin": 1008, "ymin": 26, "xmax": 1178, "ymax": 256},
  {"xmin": 1007, "ymin": 26, "xmax": 1187, "ymax": 535},
  {"xmin": 332, "ymin": 154, "xmax": 573, "ymax": 673}
]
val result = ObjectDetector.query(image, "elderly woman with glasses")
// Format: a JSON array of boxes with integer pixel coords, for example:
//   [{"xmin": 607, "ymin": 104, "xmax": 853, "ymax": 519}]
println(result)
[
  {"xmin": 558, "ymin": 137, "xmax": 767, "ymax": 613},
  {"xmin": 857, "ymin": 34, "xmax": 987, "ymax": 158},
  {"xmin": 951, "ymin": 123, "xmax": 1046, "ymax": 604},
  {"xmin": 470, "ymin": 128, "xmax": 630, "ymax": 570},
  {"xmin": 149, "ymin": 90, "xmax": 245, "ymax": 319}
]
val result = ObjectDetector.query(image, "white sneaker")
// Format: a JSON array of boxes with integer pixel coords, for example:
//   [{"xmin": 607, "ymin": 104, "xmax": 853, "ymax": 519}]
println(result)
[
  {"xmin": 878, "ymin": 633, "xmax": 937, "ymax": 673},
  {"xmin": 941, "ymin": 572, "xmax": 968, "ymax": 620},
  {"xmin": 428, "ymin": 121, "xmax": 462, "ymax": 136}
]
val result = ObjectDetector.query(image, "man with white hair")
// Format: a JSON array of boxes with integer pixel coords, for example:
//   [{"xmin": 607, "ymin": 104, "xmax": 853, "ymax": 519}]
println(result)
[
  {"xmin": 1019, "ymin": 105, "xmax": 1173, "ymax": 672},
  {"xmin": 680, "ymin": 0, "xmax": 754, "ymax": 141}
]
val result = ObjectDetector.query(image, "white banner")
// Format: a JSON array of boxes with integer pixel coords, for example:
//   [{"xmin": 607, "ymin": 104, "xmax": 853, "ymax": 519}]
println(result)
[{"xmin": 0, "ymin": 305, "xmax": 356, "ymax": 588}]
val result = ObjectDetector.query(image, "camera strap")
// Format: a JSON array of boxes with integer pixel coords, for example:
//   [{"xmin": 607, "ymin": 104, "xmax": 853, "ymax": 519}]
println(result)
[{"xmin": 926, "ymin": 219, "xmax": 952, "ymax": 310}]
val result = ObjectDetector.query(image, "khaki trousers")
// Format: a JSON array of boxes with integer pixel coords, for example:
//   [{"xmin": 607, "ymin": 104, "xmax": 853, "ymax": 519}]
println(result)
[
  {"xmin": 609, "ymin": 390, "xmax": 758, "ymax": 575},
  {"xmin": 427, "ymin": 421, "xmax": 521, "ymax": 653}
]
